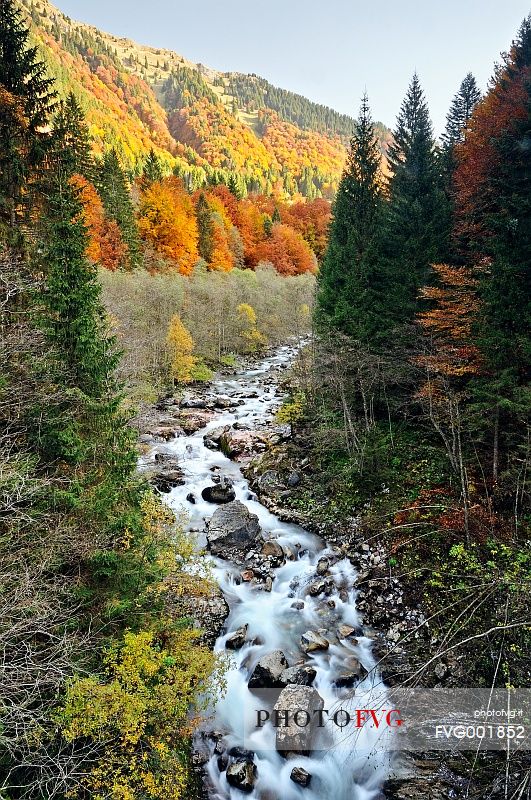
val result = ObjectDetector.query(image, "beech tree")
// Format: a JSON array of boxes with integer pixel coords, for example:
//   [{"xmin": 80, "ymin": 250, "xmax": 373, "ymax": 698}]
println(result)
[{"xmin": 166, "ymin": 314, "xmax": 196, "ymax": 383}]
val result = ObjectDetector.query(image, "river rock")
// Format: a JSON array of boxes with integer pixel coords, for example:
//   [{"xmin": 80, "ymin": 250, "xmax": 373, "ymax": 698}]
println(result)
[
  {"xmin": 280, "ymin": 665, "xmax": 317, "ymax": 687},
  {"xmin": 337, "ymin": 624, "xmax": 359, "ymax": 640},
  {"xmin": 150, "ymin": 469, "xmax": 185, "ymax": 493},
  {"xmin": 215, "ymin": 397, "xmax": 237, "ymax": 409},
  {"xmin": 179, "ymin": 409, "xmax": 215, "ymax": 434},
  {"xmin": 291, "ymin": 600, "xmax": 305, "ymax": 610},
  {"xmin": 308, "ymin": 578, "xmax": 332, "ymax": 597},
  {"xmin": 151, "ymin": 426, "xmax": 177, "ymax": 441},
  {"xmin": 300, "ymin": 631, "xmax": 329, "ymax": 653},
  {"xmin": 316, "ymin": 557, "xmax": 331, "ymax": 576},
  {"xmin": 206, "ymin": 501, "xmax": 263, "ymax": 558},
  {"xmin": 202, "ymin": 477, "xmax": 236, "ymax": 504},
  {"xmin": 291, "ymin": 767, "xmax": 312, "ymax": 787},
  {"xmin": 180, "ymin": 396, "xmax": 209, "ymax": 409},
  {"xmin": 261, "ymin": 539, "xmax": 285, "ymax": 566},
  {"xmin": 204, "ymin": 425, "xmax": 231, "ymax": 451},
  {"xmin": 226, "ymin": 624, "xmax": 248, "ymax": 650},
  {"xmin": 274, "ymin": 685, "xmax": 324, "ymax": 755},
  {"xmin": 334, "ymin": 657, "xmax": 368, "ymax": 688},
  {"xmin": 257, "ymin": 470, "xmax": 283, "ymax": 493},
  {"xmin": 226, "ymin": 760, "xmax": 256, "ymax": 793},
  {"xmin": 248, "ymin": 650, "xmax": 289, "ymax": 688}
]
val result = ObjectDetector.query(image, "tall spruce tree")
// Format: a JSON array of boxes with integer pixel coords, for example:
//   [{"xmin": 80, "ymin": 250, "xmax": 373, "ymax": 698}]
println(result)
[
  {"xmin": 439, "ymin": 73, "xmax": 482, "ymax": 259},
  {"xmin": 97, "ymin": 149, "xmax": 142, "ymax": 269},
  {"xmin": 317, "ymin": 94, "xmax": 386, "ymax": 343},
  {"xmin": 384, "ymin": 73, "xmax": 446, "ymax": 313},
  {"xmin": 142, "ymin": 147, "xmax": 164, "ymax": 186},
  {"xmin": 196, "ymin": 192, "xmax": 214, "ymax": 263},
  {"xmin": 441, "ymin": 73, "xmax": 482, "ymax": 151},
  {"xmin": 0, "ymin": 0, "xmax": 56, "ymax": 237},
  {"xmin": 52, "ymin": 92, "xmax": 93, "ymax": 178}
]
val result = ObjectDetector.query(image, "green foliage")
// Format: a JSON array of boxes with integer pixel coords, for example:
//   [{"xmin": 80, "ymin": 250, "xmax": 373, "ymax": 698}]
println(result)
[
  {"xmin": 195, "ymin": 192, "xmax": 214, "ymax": 262},
  {"xmin": 316, "ymin": 94, "xmax": 387, "ymax": 342},
  {"xmin": 57, "ymin": 625, "xmax": 218, "ymax": 800},
  {"xmin": 276, "ymin": 392, "xmax": 305, "ymax": 435},
  {"xmin": 0, "ymin": 0, "xmax": 56, "ymax": 238},
  {"xmin": 97, "ymin": 149, "xmax": 142, "ymax": 269},
  {"xmin": 383, "ymin": 73, "xmax": 448, "ymax": 316}
]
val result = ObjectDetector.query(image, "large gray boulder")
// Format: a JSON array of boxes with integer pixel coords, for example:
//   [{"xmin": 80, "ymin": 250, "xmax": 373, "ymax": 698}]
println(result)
[
  {"xmin": 280, "ymin": 665, "xmax": 317, "ymax": 687},
  {"xmin": 274, "ymin": 684, "xmax": 324, "ymax": 755},
  {"xmin": 206, "ymin": 501, "xmax": 262, "ymax": 558},
  {"xmin": 248, "ymin": 650, "xmax": 289, "ymax": 688}
]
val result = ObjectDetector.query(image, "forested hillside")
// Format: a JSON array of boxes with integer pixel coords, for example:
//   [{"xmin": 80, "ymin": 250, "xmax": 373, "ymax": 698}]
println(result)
[{"xmin": 20, "ymin": 0, "xmax": 391, "ymax": 197}]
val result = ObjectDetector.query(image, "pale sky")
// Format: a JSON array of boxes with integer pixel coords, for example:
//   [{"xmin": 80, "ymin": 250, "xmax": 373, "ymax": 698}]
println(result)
[{"xmin": 54, "ymin": 0, "xmax": 531, "ymax": 135}]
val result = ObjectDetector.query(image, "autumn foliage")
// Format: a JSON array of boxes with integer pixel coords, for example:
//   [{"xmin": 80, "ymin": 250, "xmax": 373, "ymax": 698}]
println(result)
[
  {"xmin": 74, "ymin": 175, "xmax": 128, "ymax": 271},
  {"xmin": 138, "ymin": 177, "xmax": 199, "ymax": 275}
]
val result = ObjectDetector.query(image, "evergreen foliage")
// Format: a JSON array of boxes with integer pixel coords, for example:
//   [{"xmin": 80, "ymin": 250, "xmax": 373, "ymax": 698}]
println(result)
[
  {"xmin": 384, "ymin": 73, "xmax": 447, "ymax": 313},
  {"xmin": 196, "ymin": 191, "xmax": 214, "ymax": 262},
  {"xmin": 317, "ymin": 94, "xmax": 386, "ymax": 342},
  {"xmin": 0, "ymin": 0, "xmax": 56, "ymax": 235},
  {"xmin": 97, "ymin": 149, "xmax": 142, "ymax": 269}
]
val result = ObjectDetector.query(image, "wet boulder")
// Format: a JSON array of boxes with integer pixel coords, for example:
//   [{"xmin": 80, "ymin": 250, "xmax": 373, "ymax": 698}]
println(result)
[
  {"xmin": 308, "ymin": 578, "xmax": 333, "ymax": 597},
  {"xmin": 334, "ymin": 657, "xmax": 368, "ymax": 688},
  {"xmin": 248, "ymin": 650, "xmax": 289, "ymax": 689},
  {"xmin": 225, "ymin": 624, "xmax": 248, "ymax": 650},
  {"xmin": 150, "ymin": 469, "xmax": 185, "ymax": 493},
  {"xmin": 203, "ymin": 425, "xmax": 231, "ymax": 451},
  {"xmin": 226, "ymin": 760, "xmax": 256, "ymax": 793},
  {"xmin": 274, "ymin": 685, "xmax": 324, "ymax": 755},
  {"xmin": 300, "ymin": 631, "xmax": 329, "ymax": 653},
  {"xmin": 337, "ymin": 624, "xmax": 359, "ymax": 640},
  {"xmin": 261, "ymin": 539, "xmax": 285, "ymax": 566},
  {"xmin": 201, "ymin": 476, "xmax": 236, "ymax": 504},
  {"xmin": 280, "ymin": 665, "xmax": 317, "ymax": 687},
  {"xmin": 206, "ymin": 501, "xmax": 263, "ymax": 558},
  {"xmin": 291, "ymin": 767, "xmax": 312, "ymax": 787}
]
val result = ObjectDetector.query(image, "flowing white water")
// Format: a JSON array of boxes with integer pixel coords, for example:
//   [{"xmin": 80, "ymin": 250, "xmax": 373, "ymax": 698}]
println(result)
[{"xmin": 144, "ymin": 345, "xmax": 391, "ymax": 799}]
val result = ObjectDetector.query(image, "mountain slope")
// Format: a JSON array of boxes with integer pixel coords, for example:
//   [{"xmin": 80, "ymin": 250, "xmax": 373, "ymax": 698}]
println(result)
[{"xmin": 21, "ymin": 0, "xmax": 391, "ymax": 197}]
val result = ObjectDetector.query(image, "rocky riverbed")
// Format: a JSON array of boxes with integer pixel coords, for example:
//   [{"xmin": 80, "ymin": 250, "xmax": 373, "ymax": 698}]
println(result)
[{"xmin": 135, "ymin": 345, "xmax": 470, "ymax": 800}]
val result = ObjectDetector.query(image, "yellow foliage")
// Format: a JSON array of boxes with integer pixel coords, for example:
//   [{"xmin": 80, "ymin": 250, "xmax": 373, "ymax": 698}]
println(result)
[
  {"xmin": 58, "ymin": 626, "xmax": 217, "ymax": 799},
  {"xmin": 166, "ymin": 314, "xmax": 197, "ymax": 384},
  {"xmin": 237, "ymin": 303, "xmax": 267, "ymax": 353}
]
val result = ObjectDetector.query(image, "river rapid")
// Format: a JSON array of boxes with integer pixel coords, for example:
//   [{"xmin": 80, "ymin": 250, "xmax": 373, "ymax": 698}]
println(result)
[{"xmin": 144, "ymin": 345, "xmax": 391, "ymax": 800}]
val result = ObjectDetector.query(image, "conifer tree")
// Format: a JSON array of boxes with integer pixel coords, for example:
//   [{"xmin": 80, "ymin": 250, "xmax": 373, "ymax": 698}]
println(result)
[
  {"xmin": 439, "ymin": 73, "xmax": 482, "ymax": 258},
  {"xmin": 196, "ymin": 192, "xmax": 214, "ymax": 262},
  {"xmin": 441, "ymin": 73, "xmax": 482, "ymax": 151},
  {"xmin": 142, "ymin": 147, "xmax": 164, "ymax": 186},
  {"xmin": 97, "ymin": 149, "xmax": 141, "ymax": 268},
  {"xmin": 0, "ymin": 0, "xmax": 56, "ymax": 235},
  {"xmin": 317, "ymin": 94, "xmax": 386, "ymax": 342},
  {"xmin": 41, "ymin": 120, "xmax": 117, "ymax": 399},
  {"xmin": 52, "ymin": 92, "xmax": 93, "ymax": 178},
  {"xmin": 384, "ymin": 73, "xmax": 446, "ymax": 313}
]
